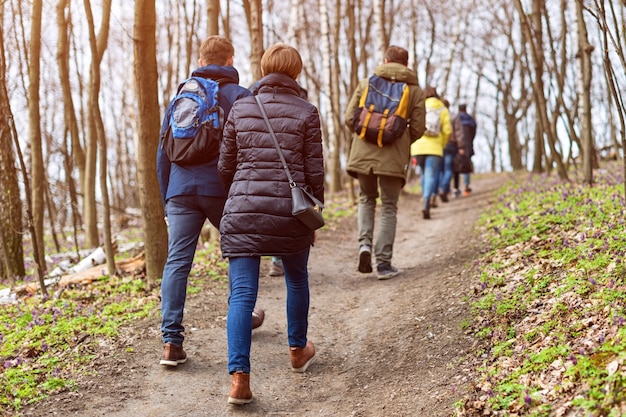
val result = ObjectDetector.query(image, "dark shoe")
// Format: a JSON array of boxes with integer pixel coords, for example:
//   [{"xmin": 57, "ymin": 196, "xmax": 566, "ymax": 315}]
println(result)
[
  {"xmin": 422, "ymin": 209, "xmax": 430, "ymax": 219},
  {"xmin": 228, "ymin": 371, "xmax": 253, "ymax": 405},
  {"xmin": 160, "ymin": 343, "xmax": 187, "ymax": 366},
  {"xmin": 358, "ymin": 245, "xmax": 373, "ymax": 273},
  {"xmin": 430, "ymin": 195, "xmax": 438, "ymax": 208},
  {"xmin": 290, "ymin": 340, "xmax": 316, "ymax": 373},
  {"xmin": 268, "ymin": 261, "xmax": 284, "ymax": 276},
  {"xmin": 377, "ymin": 263, "xmax": 400, "ymax": 280},
  {"xmin": 252, "ymin": 308, "xmax": 265, "ymax": 330},
  {"xmin": 439, "ymin": 192, "xmax": 449, "ymax": 203},
  {"xmin": 454, "ymin": 189, "xmax": 461, "ymax": 198}
]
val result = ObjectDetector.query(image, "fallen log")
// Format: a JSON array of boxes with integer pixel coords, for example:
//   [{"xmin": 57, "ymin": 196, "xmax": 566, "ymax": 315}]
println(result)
[{"xmin": 14, "ymin": 251, "xmax": 145, "ymax": 297}]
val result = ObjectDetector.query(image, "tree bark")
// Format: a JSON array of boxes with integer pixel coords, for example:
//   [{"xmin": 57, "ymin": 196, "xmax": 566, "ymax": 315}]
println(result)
[
  {"xmin": 207, "ymin": 0, "xmax": 219, "ymax": 36},
  {"xmin": 28, "ymin": 0, "xmax": 48, "ymax": 279},
  {"xmin": 243, "ymin": 0, "xmax": 263, "ymax": 81},
  {"xmin": 134, "ymin": 0, "xmax": 168, "ymax": 286},
  {"xmin": 0, "ymin": 3, "xmax": 25, "ymax": 284},
  {"xmin": 576, "ymin": 1, "xmax": 594, "ymax": 185}
]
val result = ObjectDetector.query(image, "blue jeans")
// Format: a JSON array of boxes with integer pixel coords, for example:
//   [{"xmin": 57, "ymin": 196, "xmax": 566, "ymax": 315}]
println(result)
[
  {"xmin": 439, "ymin": 153, "xmax": 455, "ymax": 195},
  {"xmin": 416, "ymin": 155, "xmax": 442, "ymax": 210},
  {"xmin": 356, "ymin": 173, "xmax": 403, "ymax": 266},
  {"xmin": 161, "ymin": 195, "xmax": 226, "ymax": 345},
  {"xmin": 227, "ymin": 249, "xmax": 310, "ymax": 374}
]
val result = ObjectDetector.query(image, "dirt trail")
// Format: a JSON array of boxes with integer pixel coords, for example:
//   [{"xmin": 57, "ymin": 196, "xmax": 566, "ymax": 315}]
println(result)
[{"xmin": 21, "ymin": 174, "xmax": 510, "ymax": 417}]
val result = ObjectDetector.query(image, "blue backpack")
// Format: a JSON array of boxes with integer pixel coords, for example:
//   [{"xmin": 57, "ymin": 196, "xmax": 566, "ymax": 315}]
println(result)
[
  {"xmin": 161, "ymin": 76, "xmax": 224, "ymax": 165},
  {"xmin": 352, "ymin": 75, "xmax": 410, "ymax": 147}
]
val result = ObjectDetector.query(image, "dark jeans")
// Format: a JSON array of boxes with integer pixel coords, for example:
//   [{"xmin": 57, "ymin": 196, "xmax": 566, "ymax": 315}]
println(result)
[
  {"xmin": 227, "ymin": 249, "xmax": 311, "ymax": 374},
  {"xmin": 160, "ymin": 194, "xmax": 226, "ymax": 345}
]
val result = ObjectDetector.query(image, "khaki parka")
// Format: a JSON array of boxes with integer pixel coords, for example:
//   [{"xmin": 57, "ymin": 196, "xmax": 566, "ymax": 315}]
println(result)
[{"xmin": 344, "ymin": 62, "xmax": 425, "ymax": 185}]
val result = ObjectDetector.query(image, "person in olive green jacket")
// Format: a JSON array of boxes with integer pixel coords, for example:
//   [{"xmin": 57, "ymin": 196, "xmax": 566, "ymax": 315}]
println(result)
[{"xmin": 344, "ymin": 45, "xmax": 425, "ymax": 279}]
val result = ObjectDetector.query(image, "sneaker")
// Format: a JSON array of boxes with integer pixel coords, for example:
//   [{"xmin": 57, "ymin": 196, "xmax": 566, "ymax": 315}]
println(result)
[
  {"xmin": 422, "ymin": 209, "xmax": 430, "ymax": 220},
  {"xmin": 252, "ymin": 308, "xmax": 265, "ymax": 330},
  {"xmin": 439, "ymin": 192, "xmax": 449, "ymax": 203},
  {"xmin": 377, "ymin": 263, "xmax": 400, "ymax": 280},
  {"xmin": 290, "ymin": 340, "xmax": 316, "ymax": 373},
  {"xmin": 160, "ymin": 343, "xmax": 187, "ymax": 366},
  {"xmin": 454, "ymin": 189, "xmax": 461, "ymax": 198},
  {"xmin": 358, "ymin": 245, "xmax": 373, "ymax": 273},
  {"xmin": 463, "ymin": 187, "xmax": 472, "ymax": 196},
  {"xmin": 228, "ymin": 371, "xmax": 253, "ymax": 405},
  {"xmin": 268, "ymin": 262, "xmax": 284, "ymax": 276}
]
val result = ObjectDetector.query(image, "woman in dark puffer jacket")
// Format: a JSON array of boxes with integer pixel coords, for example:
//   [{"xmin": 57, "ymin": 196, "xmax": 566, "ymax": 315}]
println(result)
[{"xmin": 218, "ymin": 43, "xmax": 324, "ymax": 405}]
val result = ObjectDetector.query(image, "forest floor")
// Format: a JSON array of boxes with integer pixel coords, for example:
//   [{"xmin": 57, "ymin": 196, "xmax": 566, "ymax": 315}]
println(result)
[{"xmin": 19, "ymin": 173, "xmax": 511, "ymax": 417}]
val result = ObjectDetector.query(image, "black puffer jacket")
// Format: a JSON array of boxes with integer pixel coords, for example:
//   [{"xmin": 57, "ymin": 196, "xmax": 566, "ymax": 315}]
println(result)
[{"xmin": 218, "ymin": 73, "xmax": 324, "ymax": 257}]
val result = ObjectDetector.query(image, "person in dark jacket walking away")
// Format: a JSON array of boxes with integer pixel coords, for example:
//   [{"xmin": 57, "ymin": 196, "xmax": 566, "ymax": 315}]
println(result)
[
  {"xmin": 344, "ymin": 46, "xmax": 425, "ymax": 279},
  {"xmin": 451, "ymin": 103, "xmax": 477, "ymax": 196},
  {"xmin": 156, "ymin": 36, "xmax": 264, "ymax": 368},
  {"xmin": 218, "ymin": 43, "xmax": 324, "ymax": 405}
]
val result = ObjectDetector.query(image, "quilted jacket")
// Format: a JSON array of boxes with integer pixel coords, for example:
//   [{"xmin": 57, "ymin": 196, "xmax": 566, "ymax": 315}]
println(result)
[{"xmin": 218, "ymin": 73, "xmax": 324, "ymax": 257}]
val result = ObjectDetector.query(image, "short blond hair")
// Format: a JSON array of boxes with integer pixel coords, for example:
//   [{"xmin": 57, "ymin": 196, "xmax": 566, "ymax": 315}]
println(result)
[
  {"xmin": 199, "ymin": 36, "xmax": 234, "ymax": 66},
  {"xmin": 260, "ymin": 43, "xmax": 303, "ymax": 79}
]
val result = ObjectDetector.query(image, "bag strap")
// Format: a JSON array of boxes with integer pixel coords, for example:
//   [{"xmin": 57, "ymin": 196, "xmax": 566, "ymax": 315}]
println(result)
[{"xmin": 255, "ymin": 95, "xmax": 297, "ymax": 189}]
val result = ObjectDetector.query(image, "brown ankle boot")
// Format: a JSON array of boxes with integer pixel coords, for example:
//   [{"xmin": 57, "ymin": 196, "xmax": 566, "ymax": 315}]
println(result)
[
  {"xmin": 290, "ymin": 340, "xmax": 316, "ymax": 373},
  {"xmin": 228, "ymin": 371, "xmax": 252, "ymax": 405}
]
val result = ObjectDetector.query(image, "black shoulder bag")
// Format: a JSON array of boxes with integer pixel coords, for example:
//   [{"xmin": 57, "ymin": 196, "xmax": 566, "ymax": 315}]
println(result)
[{"xmin": 254, "ymin": 95, "xmax": 325, "ymax": 231}]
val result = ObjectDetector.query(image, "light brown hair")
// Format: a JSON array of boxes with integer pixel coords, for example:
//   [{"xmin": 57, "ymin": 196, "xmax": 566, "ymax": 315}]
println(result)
[
  {"xmin": 424, "ymin": 86, "xmax": 440, "ymax": 99},
  {"xmin": 384, "ymin": 46, "xmax": 409, "ymax": 66},
  {"xmin": 199, "ymin": 36, "xmax": 235, "ymax": 66},
  {"xmin": 261, "ymin": 43, "xmax": 303, "ymax": 79}
]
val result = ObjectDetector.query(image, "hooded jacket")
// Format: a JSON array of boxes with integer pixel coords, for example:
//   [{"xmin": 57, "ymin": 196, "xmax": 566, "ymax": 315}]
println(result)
[
  {"xmin": 344, "ymin": 63, "xmax": 425, "ymax": 184},
  {"xmin": 218, "ymin": 73, "xmax": 324, "ymax": 257},
  {"xmin": 156, "ymin": 65, "xmax": 251, "ymax": 208},
  {"xmin": 410, "ymin": 97, "xmax": 451, "ymax": 157}
]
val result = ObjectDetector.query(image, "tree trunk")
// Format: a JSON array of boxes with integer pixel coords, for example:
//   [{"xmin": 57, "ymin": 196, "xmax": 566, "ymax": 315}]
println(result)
[
  {"xmin": 28, "ymin": 0, "xmax": 48, "ymax": 278},
  {"xmin": 514, "ymin": 0, "xmax": 568, "ymax": 180},
  {"xmin": 56, "ymin": 0, "xmax": 86, "ymax": 218},
  {"xmin": 373, "ymin": 0, "xmax": 386, "ymax": 62},
  {"xmin": 206, "ymin": 0, "xmax": 219, "ymax": 36},
  {"xmin": 134, "ymin": 0, "xmax": 168, "ymax": 286},
  {"xmin": 83, "ymin": 0, "xmax": 116, "ymax": 275},
  {"xmin": 576, "ymin": 1, "xmax": 594, "ymax": 185},
  {"xmin": 0, "ymin": 3, "xmax": 25, "ymax": 284},
  {"xmin": 243, "ymin": 0, "xmax": 263, "ymax": 81}
]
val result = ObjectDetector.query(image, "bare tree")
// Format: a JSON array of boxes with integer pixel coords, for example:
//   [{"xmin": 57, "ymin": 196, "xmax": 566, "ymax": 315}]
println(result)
[
  {"xmin": 0, "ymin": 2, "xmax": 25, "ymax": 284},
  {"xmin": 27, "ymin": 0, "xmax": 48, "ymax": 273},
  {"xmin": 207, "ymin": 0, "xmax": 219, "ymax": 36},
  {"xmin": 134, "ymin": 0, "xmax": 168, "ymax": 285},
  {"xmin": 514, "ymin": 0, "xmax": 569, "ymax": 180},
  {"xmin": 83, "ymin": 0, "xmax": 115, "ymax": 275},
  {"xmin": 56, "ymin": 0, "xmax": 83, "ymax": 257},
  {"xmin": 243, "ymin": 0, "xmax": 263, "ymax": 81},
  {"xmin": 576, "ymin": 1, "xmax": 594, "ymax": 185}
]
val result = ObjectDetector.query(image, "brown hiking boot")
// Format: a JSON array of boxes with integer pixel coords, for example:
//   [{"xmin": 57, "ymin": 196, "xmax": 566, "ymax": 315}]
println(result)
[
  {"xmin": 228, "ymin": 371, "xmax": 252, "ymax": 405},
  {"xmin": 160, "ymin": 343, "xmax": 187, "ymax": 366},
  {"xmin": 290, "ymin": 340, "xmax": 316, "ymax": 373},
  {"xmin": 252, "ymin": 308, "xmax": 265, "ymax": 330}
]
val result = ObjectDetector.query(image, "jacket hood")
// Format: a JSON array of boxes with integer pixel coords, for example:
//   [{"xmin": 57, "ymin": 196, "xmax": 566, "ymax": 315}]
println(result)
[
  {"xmin": 191, "ymin": 64, "xmax": 240, "ymax": 84},
  {"xmin": 374, "ymin": 63, "xmax": 418, "ymax": 85}
]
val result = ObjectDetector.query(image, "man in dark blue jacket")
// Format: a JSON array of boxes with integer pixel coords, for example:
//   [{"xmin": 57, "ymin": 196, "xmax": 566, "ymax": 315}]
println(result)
[{"xmin": 156, "ymin": 36, "xmax": 262, "ymax": 367}]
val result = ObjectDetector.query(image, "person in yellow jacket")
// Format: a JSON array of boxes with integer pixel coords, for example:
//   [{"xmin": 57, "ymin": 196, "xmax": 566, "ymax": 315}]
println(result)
[{"xmin": 410, "ymin": 86, "xmax": 451, "ymax": 219}]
